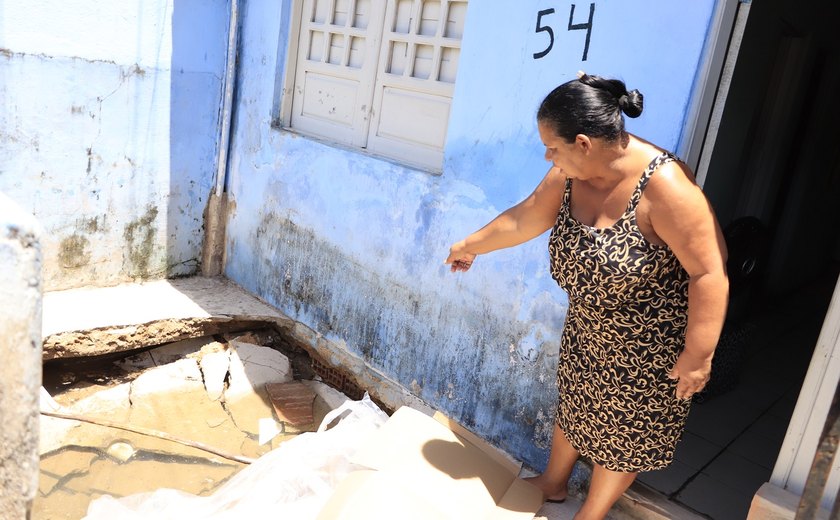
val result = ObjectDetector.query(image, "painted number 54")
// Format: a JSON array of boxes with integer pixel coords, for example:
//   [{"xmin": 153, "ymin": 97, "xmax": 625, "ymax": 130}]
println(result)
[{"xmin": 533, "ymin": 3, "xmax": 595, "ymax": 61}]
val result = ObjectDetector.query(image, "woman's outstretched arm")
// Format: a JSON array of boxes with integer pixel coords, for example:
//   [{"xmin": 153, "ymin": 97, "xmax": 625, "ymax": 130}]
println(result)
[{"xmin": 445, "ymin": 167, "xmax": 566, "ymax": 272}]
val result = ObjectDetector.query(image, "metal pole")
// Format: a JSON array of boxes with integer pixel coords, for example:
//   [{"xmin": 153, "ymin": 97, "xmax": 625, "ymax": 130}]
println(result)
[{"xmin": 214, "ymin": 0, "xmax": 240, "ymax": 196}]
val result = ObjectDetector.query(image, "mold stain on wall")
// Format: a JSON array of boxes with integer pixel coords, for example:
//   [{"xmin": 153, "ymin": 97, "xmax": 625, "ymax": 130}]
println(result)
[
  {"xmin": 82, "ymin": 216, "xmax": 102, "ymax": 234},
  {"xmin": 248, "ymin": 212, "xmax": 559, "ymax": 463},
  {"xmin": 49, "ymin": 215, "xmax": 108, "ymax": 280},
  {"xmin": 58, "ymin": 234, "xmax": 91, "ymax": 269},
  {"xmin": 123, "ymin": 205, "xmax": 159, "ymax": 279}
]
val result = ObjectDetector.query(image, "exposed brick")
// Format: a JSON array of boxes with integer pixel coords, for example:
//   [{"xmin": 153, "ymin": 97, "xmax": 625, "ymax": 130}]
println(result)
[
  {"xmin": 311, "ymin": 357, "xmax": 365, "ymax": 400},
  {"xmin": 265, "ymin": 381, "xmax": 316, "ymax": 426}
]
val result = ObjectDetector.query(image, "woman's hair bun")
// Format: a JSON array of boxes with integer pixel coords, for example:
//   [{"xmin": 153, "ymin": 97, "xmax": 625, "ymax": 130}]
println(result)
[
  {"xmin": 579, "ymin": 74, "xmax": 644, "ymax": 118},
  {"xmin": 538, "ymin": 73, "xmax": 645, "ymax": 142},
  {"xmin": 618, "ymin": 89, "xmax": 644, "ymax": 118}
]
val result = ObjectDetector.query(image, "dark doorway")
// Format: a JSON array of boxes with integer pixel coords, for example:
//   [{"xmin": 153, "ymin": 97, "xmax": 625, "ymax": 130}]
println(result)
[{"xmin": 637, "ymin": 1, "xmax": 840, "ymax": 518}]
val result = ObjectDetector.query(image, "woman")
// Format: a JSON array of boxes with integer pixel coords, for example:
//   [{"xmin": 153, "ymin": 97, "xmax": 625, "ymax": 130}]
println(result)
[{"xmin": 445, "ymin": 73, "xmax": 728, "ymax": 519}]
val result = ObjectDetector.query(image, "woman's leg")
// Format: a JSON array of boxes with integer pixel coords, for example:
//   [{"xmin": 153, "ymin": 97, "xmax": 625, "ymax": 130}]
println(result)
[
  {"xmin": 524, "ymin": 423, "xmax": 579, "ymax": 501},
  {"xmin": 574, "ymin": 464, "xmax": 637, "ymax": 520}
]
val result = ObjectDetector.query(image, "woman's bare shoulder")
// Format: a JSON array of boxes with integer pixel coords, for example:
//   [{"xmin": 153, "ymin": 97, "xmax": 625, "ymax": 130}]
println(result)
[{"xmin": 645, "ymin": 156, "xmax": 700, "ymax": 202}]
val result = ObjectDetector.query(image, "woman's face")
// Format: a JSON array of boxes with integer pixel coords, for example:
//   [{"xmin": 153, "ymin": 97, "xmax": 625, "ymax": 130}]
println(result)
[{"xmin": 538, "ymin": 120, "xmax": 579, "ymax": 174}]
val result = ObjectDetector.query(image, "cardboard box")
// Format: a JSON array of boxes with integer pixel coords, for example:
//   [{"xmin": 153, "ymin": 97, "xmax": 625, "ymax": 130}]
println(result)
[{"xmin": 318, "ymin": 406, "xmax": 543, "ymax": 519}]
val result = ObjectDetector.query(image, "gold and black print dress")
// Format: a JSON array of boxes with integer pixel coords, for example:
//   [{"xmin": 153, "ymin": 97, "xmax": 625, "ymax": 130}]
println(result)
[{"xmin": 548, "ymin": 152, "xmax": 690, "ymax": 472}]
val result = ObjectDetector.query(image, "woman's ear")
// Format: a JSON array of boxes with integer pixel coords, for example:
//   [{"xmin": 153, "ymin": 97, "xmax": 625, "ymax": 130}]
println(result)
[{"xmin": 575, "ymin": 134, "xmax": 592, "ymax": 154}]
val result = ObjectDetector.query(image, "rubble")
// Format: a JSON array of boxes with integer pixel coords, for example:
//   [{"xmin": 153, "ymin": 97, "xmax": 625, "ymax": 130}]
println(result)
[
  {"xmin": 199, "ymin": 345, "xmax": 230, "ymax": 401},
  {"xmin": 225, "ymin": 339, "xmax": 293, "ymax": 399},
  {"xmin": 35, "ymin": 331, "xmax": 350, "ymax": 519}
]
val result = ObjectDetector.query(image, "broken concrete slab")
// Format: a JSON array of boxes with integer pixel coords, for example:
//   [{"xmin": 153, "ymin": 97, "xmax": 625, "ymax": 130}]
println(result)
[
  {"xmin": 121, "ymin": 358, "xmax": 254, "ymax": 459},
  {"xmin": 114, "ymin": 338, "xmax": 231, "ymax": 401},
  {"xmin": 42, "ymin": 277, "xmax": 294, "ymax": 360},
  {"xmin": 130, "ymin": 358, "xmax": 205, "ymax": 400},
  {"xmin": 35, "ymin": 337, "xmax": 323, "ymax": 519},
  {"xmin": 115, "ymin": 350, "xmax": 157, "ymax": 373},
  {"xmin": 225, "ymin": 340, "xmax": 292, "ymax": 400},
  {"xmin": 301, "ymin": 379, "xmax": 351, "ymax": 410},
  {"xmin": 43, "ymin": 277, "xmax": 286, "ymax": 336},
  {"xmin": 70, "ymin": 384, "xmax": 132, "ymax": 419},
  {"xmin": 199, "ymin": 347, "xmax": 230, "ymax": 401},
  {"xmin": 148, "ymin": 337, "xmax": 217, "ymax": 365},
  {"xmin": 40, "ymin": 364, "xmax": 247, "ymax": 465},
  {"xmin": 222, "ymin": 389, "xmax": 275, "ymax": 438},
  {"xmin": 127, "ymin": 387, "xmax": 249, "ymax": 461}
]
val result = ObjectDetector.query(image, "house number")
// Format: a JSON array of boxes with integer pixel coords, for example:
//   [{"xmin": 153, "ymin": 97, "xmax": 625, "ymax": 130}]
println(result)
[{"xmin": 533, "ymin": 3, "xmax": 595, "ymax": 61}]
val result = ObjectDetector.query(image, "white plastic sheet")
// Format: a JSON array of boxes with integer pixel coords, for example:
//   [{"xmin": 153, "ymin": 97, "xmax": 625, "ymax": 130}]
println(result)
[{"xmin": 84, "ymin": 394, "xmax": 389, "ymax": 520}]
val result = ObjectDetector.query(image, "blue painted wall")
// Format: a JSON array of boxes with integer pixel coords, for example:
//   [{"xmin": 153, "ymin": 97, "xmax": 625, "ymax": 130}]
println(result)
[
  {"xmin": 224, "ymin": 0, "xmax": 718, "ymax": 468},
  {"xmin": 0, "ymin": 0, "xmax": 229, "ymax": 290}
]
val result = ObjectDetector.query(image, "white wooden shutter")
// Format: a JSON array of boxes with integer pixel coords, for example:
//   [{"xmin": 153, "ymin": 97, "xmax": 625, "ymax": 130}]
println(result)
[
  {"xmin": 366, "ymin": 0, "xmax": 467, "ymax": 170},
  {"xmin": 290, "ymin": 0, "xmax": 387, "ymax": 147}
]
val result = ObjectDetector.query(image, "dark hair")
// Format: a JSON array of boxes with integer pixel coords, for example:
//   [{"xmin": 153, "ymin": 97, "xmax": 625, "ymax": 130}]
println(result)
[{"xmin": 537, "ymin": 74, "xmax": 643, "ymax": 143}]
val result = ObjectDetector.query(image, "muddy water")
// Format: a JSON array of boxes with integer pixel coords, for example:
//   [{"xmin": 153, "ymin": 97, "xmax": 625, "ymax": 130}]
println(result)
[
  {"xmin": 34, "ymin": 337, "xmax": 331, "ymax": 520},
  {"xmin": 35, "ymin": 446, "xmax": 241, "ymax": 519}
]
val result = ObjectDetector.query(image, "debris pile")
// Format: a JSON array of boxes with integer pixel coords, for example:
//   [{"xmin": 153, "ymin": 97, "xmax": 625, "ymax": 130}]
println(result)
[{"xmin": 35, "ymin": 328, "xmax": 355, "ymax": 519}]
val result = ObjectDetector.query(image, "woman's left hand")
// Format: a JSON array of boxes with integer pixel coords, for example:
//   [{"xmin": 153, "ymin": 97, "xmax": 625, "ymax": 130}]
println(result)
[{"xmin": 668, "ymin": 350, "xmax": 712, "ymax": 400}]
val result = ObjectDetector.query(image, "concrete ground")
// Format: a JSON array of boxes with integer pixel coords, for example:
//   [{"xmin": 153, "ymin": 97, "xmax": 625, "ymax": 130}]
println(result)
[
  {"xmin": 42, "ymin": 276, "xmax": 291, "ymax": 361},
  {"xmin": 42, "ymin": 276, "xmax": 288, "ymax": 337}
]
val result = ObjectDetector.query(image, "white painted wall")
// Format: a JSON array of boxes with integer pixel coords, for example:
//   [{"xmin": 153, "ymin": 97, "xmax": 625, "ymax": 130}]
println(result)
[{"xmin": 0, "ymin": 0, "xmax": 229, "ymax": 290}]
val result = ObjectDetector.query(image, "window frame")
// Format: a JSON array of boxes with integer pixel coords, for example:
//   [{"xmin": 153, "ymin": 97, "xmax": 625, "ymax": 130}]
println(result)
[{"xmin": 273, "ymin": 0, "xmax": 466, "ymax": 174}]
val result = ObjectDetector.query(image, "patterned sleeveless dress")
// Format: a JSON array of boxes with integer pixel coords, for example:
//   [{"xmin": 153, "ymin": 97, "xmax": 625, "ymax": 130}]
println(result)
[{"xmin": 548, "ymin": 152, "xmax": 690, "ymax": 472}]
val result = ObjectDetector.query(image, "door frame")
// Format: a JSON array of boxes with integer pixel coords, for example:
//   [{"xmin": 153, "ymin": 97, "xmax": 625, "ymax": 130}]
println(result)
[{"xmin": 677, "ymin": 0, "xmax": 741, "ymax": 183}]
